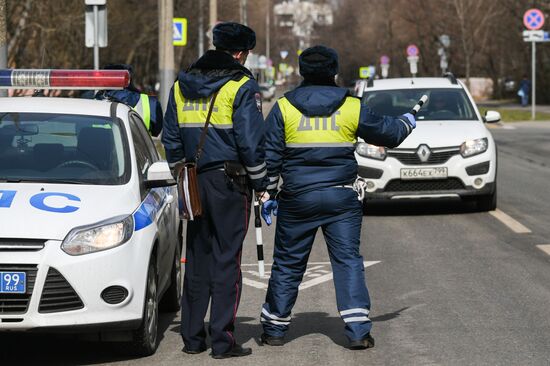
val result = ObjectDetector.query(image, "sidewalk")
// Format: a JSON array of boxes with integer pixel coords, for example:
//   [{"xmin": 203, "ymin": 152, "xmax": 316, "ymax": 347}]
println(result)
[{"xmin": 477, "ymin": 100, "xmax": 550, "ymax": 114}]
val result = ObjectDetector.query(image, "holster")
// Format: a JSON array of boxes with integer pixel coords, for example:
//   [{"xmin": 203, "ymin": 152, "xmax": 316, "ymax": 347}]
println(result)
[{"xmin": 224, "ymin": 161, "xmax": 249, "ymax": 194}]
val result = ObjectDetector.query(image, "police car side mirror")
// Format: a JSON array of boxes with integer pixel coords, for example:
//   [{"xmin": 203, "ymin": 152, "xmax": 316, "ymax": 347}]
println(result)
[
  {"xmin": 144, "ymin": 161, "xmax": 176, "ymax": 188},
  {"xmin": 483, "ymin": 110, "xmax": 501, "ymax": 123}
]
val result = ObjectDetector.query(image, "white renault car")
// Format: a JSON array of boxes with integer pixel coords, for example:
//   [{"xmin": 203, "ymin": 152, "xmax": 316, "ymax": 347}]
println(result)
[
  {"xmin": 0, "ymin": 69, "xmax": 181, "ymax": 356},
  {"xmin": 355, "ymin": 75, "xmax": 499, "ymax": 211}
]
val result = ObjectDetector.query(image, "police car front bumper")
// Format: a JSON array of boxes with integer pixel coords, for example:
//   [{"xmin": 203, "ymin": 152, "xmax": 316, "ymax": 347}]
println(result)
[{"xmin": 0, "ymin": 235, "xmax": 149, "ymax": 331}]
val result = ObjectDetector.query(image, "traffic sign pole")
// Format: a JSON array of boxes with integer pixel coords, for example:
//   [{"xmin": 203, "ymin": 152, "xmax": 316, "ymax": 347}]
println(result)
[
  {"xmin": 407, "ymin": 56, "xmax": 419, "ymax": 77},
  {"xmin": 93, "ymin": 5, "xmax": 99, "ymax": 69},
  {"xmin": 159, "ymin": 0, "xmax": 175, "ymax": 111},
  {"xmin": 523, "ymin": 8, "xmax": 544, "ymax": 120},
  {"xmin": 381, "ymin": 64, "xmax": 389, "ymax": 79},
  {"xmin": 380, "ymin": 55, "xmax": 390, "ymax": 79},
  {"xmin": 85, "ymin": 0, "xmax": 108, "ymax": 70},
  {"xmin": 532, "ymin": 41, "xmax": 536, "ymax": 120}
]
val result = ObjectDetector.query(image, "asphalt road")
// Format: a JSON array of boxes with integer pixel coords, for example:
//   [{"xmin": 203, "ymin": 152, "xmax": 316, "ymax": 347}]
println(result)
[{"xmin": 2, "ymin": 122, "xmax": 550, "ymax": 365}]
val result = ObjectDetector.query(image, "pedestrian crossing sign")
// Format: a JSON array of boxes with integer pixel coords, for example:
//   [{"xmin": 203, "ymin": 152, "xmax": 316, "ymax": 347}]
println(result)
[
  {"xmin": 173, "ymin": 18, "xmax": 187, "ymax": 46},
  {"xmin": 359, "ymin": 66, "xmax": 370, "ymax": 79}
]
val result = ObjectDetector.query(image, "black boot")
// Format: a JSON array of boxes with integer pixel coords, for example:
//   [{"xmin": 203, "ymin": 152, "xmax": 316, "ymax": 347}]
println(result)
[
  {"xmin": 182, "ymin": 345, "xmax": 207, "ymax": 354},
  {"xmin": 260, "ymin": 333, "xmax": 285, "ymax": 346},
  {"xmin": 348, "ymin": 333, "xmax": 375, "ymax": 350},
  {"xmin": 211, "ymin": 344, "xmax": 252, "ymax": 359}
]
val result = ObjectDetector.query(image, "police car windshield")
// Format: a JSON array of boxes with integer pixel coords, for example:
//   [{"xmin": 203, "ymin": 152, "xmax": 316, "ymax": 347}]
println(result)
[
  {"xmin": 0, "ymin": 113, "xmax": 130, "ymax": 185},
  {"xmin": 364, "ymin": 88, "xmax": 477, "ymax": 121}
]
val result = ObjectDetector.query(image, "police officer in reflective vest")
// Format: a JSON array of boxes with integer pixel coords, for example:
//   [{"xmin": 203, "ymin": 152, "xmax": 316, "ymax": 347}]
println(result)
[
  {"xmin": 162, "ymin": 22, "xmax": 269, "ymax": 359},
  {"xmin": 259, "ymin": 45, "xmax": 416, "ymax": 350},
  {"xmin": 95, "ymin": 63, "xmax": 163, "ymax": 137}
]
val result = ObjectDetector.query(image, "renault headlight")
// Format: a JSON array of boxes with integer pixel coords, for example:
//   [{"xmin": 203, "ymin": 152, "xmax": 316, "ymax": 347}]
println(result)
[
  {"xmin": 356, "ymin": 143, "xmax": 387, "ymax": 160},
  {"xmin": 61, "ymin": 215, "xmax": 134, "ymax": 255},
  {"xmin": 460, "ymin": 138, "xmax": 488, "ymax": 158}
]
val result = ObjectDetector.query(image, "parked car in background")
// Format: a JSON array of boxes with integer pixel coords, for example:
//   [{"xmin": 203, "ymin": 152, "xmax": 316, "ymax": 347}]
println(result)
[
  {"xmin": 355, "ymin": 74, "xmax": 500, "ymax": 211},
  {"xmin": 259, "ymin": 83, "xmax": 276, "ymax": 101}
]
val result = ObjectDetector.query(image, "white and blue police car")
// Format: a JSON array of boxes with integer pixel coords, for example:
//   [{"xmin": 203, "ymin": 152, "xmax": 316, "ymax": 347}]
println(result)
[
  {"xmin": 355, "ymin": 75, "xmax": 499, "ymax": 211},
  {"xmin": 0, "ymin": 69, "xmax": 181, "ymax": 356}
]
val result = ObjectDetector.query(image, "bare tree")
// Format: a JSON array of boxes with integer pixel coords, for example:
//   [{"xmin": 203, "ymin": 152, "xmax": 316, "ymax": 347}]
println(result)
[
  {"xmin": 3, "ymin": 0, "xmax": 548, "ymax": 101},
  {"xmin": 452, "ymin": 0, "xmax": 501, "ymax": 87}
]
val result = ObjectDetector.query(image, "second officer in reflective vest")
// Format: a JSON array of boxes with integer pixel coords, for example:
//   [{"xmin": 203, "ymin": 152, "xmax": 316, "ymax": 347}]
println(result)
[
  {"xmin": 95, "ymin": 63, "xmax": 163, "ymax": 136},
  {"xmin": 259, "ymin": 45, "xmax": 416, "ymax": 350},
  {"xmin": 162, "ymin": 22, "xmax": 269, "ymax": 359}
]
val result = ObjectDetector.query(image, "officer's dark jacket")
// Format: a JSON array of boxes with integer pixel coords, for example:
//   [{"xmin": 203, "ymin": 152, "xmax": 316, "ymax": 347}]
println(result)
[
  {"xmin": 162, "ymin": 50, "xmax": 268, "ymax": 191},
  {"xmin": 265, "ymin": 83, "xmax": 412, "ymax": 196},
  {"xmin": 95, "ymin": 89, "xmax": 163, "ymax": 137}
]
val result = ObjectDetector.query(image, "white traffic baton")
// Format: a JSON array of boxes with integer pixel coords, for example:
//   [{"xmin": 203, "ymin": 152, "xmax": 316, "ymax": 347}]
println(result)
[
  {"xmin": 253, "ymin": 194, "xmax": 265, "ymax": 278},
  {"xmin": 411, "ymin": 95, "xmax": 428, "ymax": 115}
]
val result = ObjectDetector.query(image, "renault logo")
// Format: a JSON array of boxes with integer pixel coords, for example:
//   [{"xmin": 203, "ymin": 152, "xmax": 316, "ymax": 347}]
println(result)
[{"xmin": 416, "ymin": 144, "xmax": 431, "ymax": 162}]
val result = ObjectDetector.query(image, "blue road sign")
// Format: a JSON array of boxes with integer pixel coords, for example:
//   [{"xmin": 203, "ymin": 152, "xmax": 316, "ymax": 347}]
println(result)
[
  {"xmin": 368, "ymin": 65, "xmax": 376, "ymax": 77},
  {"xmin": 524, "ymin": 9, "xmax": 544, "ymax": 30},
  {"xmin": 173, "ymin": 18, "xmax": 187, "ymax": 46}
]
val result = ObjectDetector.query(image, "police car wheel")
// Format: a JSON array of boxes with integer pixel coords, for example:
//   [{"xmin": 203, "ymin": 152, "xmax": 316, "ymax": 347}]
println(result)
[
  {"xmin": 129, "ymin": 256, "xmax": 159, "ymax": 356},
  {"xmin": 159, "ymin": 242, "xmax": 182, "ymax": 312}
]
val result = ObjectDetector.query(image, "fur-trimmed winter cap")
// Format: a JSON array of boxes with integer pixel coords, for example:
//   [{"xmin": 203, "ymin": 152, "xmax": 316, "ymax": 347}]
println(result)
[
  {"xmin": 213, "ymin": 22, "xmax": 256, "ymax": 51},
  {"xmin": 299, "ymin": 45, "xmax": 339, "ymax": 77}
]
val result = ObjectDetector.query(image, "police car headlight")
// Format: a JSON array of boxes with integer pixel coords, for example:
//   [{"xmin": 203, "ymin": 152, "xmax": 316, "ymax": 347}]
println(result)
[
  {"xmin": 61, "ymin": 215, "xmax": 134, "ymax": 255},
  {"xmin": 356, "ymin": 143, "xmax": 387, "ymax": 160},
  {"xmin": 460, "ymin": 138, "xmax": 488, "ymax": 158}
]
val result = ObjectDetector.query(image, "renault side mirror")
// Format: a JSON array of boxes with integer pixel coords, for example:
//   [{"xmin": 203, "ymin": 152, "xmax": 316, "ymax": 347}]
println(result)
[{"xmin": 483, "ymin": 110, "xmax": 501, "ymax": 123}]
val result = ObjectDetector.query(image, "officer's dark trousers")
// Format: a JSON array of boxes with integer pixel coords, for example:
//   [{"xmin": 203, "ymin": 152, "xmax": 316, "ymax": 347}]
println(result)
[
  {"xmin": 261, "ymin": 187, "xmax": 372, "ymax": 341},
  {"xmin": 181, "ymin": 170, "xmax": 251, "ymax": 354}
]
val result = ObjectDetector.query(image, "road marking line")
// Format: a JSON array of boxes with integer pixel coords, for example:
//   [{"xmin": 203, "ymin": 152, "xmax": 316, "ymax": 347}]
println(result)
[
  {"xmin": 536, "ymin": 245, "xmax": 550, "ymax": 255},
  {"xmin": 241, "ymin": 261, "xmax": 381, "ymax": 290},
  {"xmin": 502, "ymin": 125, "xmax": 517, "ymax": 130},
  {"xmin": 489, "ymin": 209, "xmax": 531, "ymax": 233},
  {"xmin": 304, "ymin": 265, "xmax": 325, "ymax": 273},
  {"xmin": 242, "ymin": 278, "xmax": 268, "ymax": 289},
  {"xmin": 299, "ymin": 272, "xmax": 334, "ymax": 290},
  {"xmin": 298, "ymin": 261, "xmax": 380, "ymax": 290},
  {"xmin": 242, "ymin": 261, "xmax": 335, "ymax": 267}
]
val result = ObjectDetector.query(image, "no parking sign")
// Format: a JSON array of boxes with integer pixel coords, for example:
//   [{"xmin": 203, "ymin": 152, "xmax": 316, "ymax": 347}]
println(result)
[
  {"xmin": 406, "ymin": 44, "xmax": 419, "ymax": 57},
  {"xmin": 522, "ymin": 8, "xmax": 546, "ymax": 120},
  {"xmin": 524, "ymin": 8, "xmax": 545, "ymax": 30},
  {"xmin": 406, "ymin": 44, "xmax": 419, "ymax": 77}
]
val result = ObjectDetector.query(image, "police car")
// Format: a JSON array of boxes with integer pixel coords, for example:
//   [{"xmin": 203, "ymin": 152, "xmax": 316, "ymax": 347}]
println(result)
[
  {"xmin": 0, "ymin": 69, "xmax": 181, "ymax": 356},
  {"xmin": 356, "ymin": 74, "xmax": 499, "ymax": 211}
]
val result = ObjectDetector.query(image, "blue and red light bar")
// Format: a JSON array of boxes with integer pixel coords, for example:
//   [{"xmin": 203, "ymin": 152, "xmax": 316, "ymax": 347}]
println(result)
[{"xmin": 0, "ymin": 69, "xmax": 130, "ymax": 90}]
